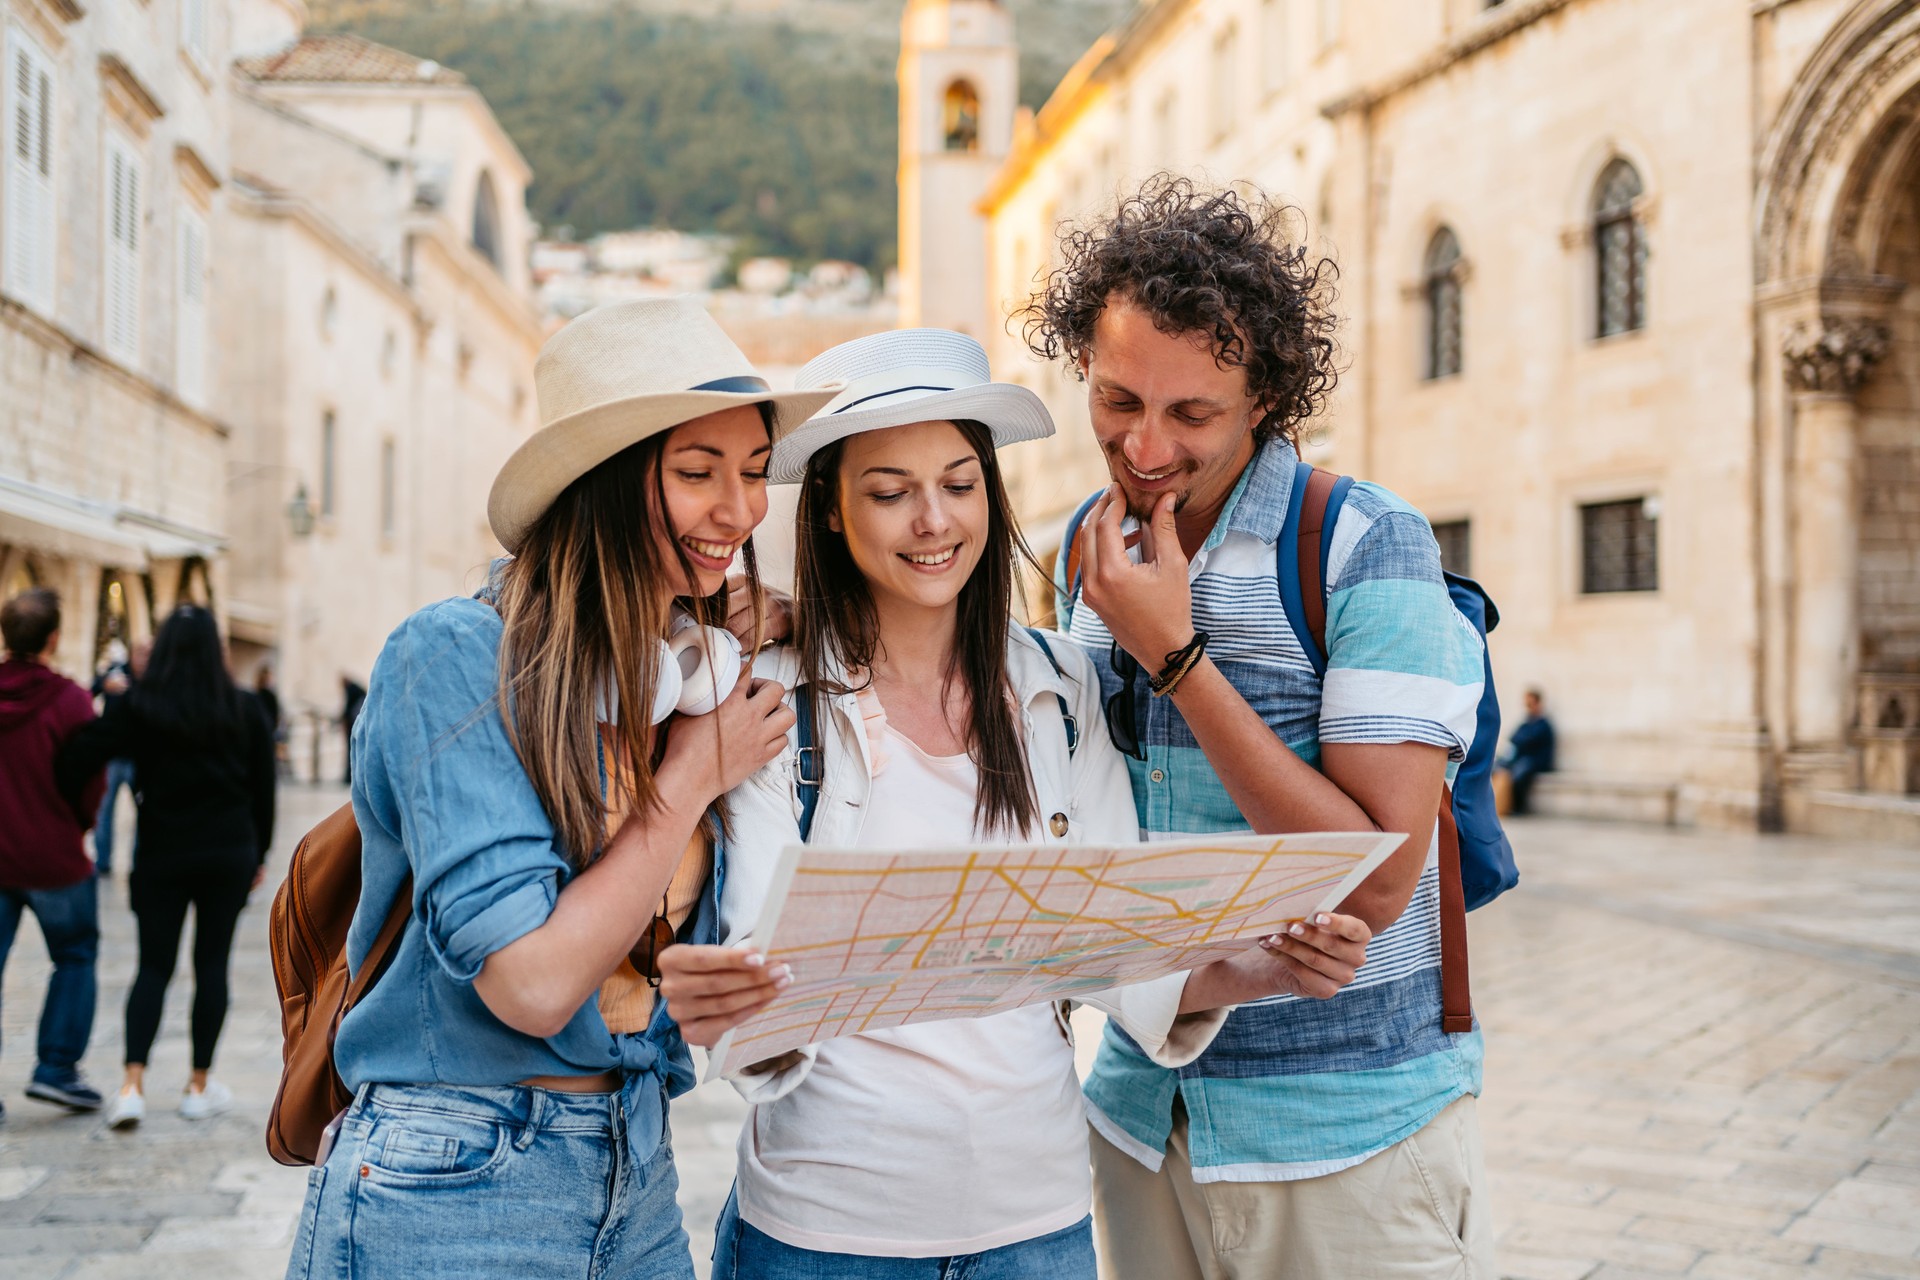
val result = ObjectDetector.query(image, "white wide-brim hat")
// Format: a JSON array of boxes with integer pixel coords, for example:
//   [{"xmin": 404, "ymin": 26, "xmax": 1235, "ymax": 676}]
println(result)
[
  {"xmin": 770, "ymin": 328, "xmax": 1055, "ymax": 484},
  {"xmin": 488, "ymin": 297, "xmax": 844, "ymax": 551}
]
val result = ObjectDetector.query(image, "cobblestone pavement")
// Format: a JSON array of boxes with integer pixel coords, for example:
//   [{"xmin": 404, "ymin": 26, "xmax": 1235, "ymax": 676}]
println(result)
[{"xmin": 3, "ymin": 785, "xmax": 1916, "ymax": 1278}]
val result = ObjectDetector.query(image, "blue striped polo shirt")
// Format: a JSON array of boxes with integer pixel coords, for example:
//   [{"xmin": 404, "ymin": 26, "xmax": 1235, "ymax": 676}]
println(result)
[{"xmin": 1055, "ymin": 439, "xmax": 1486, "ymax": 1183}]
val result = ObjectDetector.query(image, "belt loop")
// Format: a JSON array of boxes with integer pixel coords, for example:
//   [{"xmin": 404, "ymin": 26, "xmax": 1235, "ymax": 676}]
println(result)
[{"xmin": 514, "ymin": 1087, "xmax": 543, "ymax": 1151}]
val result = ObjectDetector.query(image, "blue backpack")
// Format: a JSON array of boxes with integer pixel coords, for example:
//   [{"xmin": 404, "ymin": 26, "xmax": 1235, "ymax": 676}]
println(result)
[{"xmin": 1061, "ymin": 464, "xmax": 1517, "ymax": 1032}]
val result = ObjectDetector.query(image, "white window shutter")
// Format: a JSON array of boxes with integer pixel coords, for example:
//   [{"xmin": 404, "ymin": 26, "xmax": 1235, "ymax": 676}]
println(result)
[
  {"xmin": 176, "ymin": 208, "xmax": 206, "ymax": 407},
  {"xmin": 104, "ymin": 136, "xmax": 141, "ymax": 363},
  {"xmin": 6, "ymin": 31, "xmax": 55, "ymax": 315},
  {"xmin": 103, "ymin": 143, "xmax": 124, "ymax": 353},
  {"xmin": 31, "ymin": 56, "xmax": 50, "ymax": 307},
  {"xmin": 6, "ymin": 42, "xmax": 34, "ymax": 301},
  {"xmin": 182, "ymin": 0, "xmax": 208, "ymax": 65}
]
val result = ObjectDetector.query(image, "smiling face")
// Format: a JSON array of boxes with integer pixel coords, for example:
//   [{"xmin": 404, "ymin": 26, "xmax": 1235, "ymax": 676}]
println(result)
[
  {"xmin": 651, "ymin": 404, "xmax": 772, "ymax": 600},
  {"xmin": 828, "ymin": 419, "xmax": 989, "ymax": 621},
  {"xmin": 1080, "ymin": 299, "xmax": 1267, "ymax": 524}
]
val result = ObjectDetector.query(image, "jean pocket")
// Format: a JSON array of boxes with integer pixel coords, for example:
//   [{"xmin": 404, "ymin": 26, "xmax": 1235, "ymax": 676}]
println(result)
[{"xmin": 363, "ymin": 1112, "xmax": 512, "ymax": 1187}]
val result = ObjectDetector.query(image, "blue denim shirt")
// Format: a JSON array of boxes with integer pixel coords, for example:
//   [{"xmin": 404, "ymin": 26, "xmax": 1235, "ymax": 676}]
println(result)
[{"xmin": 333, "ymin": 594, "xmax": 721, "ymax": 1158}]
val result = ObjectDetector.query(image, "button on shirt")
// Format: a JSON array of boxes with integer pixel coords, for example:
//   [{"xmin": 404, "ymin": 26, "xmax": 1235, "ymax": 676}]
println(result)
[{"xmin": 1055, "ymin": 440, "xmax": 1487, "ymax": 1184}]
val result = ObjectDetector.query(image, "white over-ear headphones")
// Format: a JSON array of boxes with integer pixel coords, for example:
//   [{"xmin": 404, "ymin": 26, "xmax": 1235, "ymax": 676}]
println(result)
[{"xmin": 596, "ymin": 618, "xmax": 744, "ymax": 727}]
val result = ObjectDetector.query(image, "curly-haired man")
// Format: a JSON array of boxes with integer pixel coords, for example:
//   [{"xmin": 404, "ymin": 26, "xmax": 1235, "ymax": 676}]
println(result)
[{"xmin": 1029, "ymin": 178, "xmax": 1492, "ymax": 1277}]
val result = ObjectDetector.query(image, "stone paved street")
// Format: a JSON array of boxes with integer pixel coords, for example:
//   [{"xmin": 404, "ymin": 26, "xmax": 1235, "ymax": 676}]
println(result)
[{"xmin": 3, "ymin": 784, "xmax": 1917, "ymax": 1278}]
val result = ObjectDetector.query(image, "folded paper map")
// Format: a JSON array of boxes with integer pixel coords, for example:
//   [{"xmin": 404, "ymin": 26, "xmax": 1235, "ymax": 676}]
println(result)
[{"xmin": 709, "ymin": 831, "xmax": 1401, "ymax": 1079}]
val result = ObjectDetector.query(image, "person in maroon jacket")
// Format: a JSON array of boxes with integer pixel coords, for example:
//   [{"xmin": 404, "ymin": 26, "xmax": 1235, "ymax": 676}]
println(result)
[{"xmin": 0, "ymin": 587, "xmax": 106, "ymax": 1118}]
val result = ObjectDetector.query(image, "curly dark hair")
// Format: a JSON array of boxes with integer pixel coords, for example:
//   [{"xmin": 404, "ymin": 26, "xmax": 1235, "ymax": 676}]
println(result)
[{"xmin": 1018, "ymin": 176, "xmax": 1340, "ymax": 444}]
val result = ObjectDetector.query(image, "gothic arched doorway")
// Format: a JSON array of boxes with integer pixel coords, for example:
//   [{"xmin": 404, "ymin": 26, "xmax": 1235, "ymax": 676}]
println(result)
[{"xmin": 1757, "ymin": 1, "xmax": 1920, "ymax": 801}]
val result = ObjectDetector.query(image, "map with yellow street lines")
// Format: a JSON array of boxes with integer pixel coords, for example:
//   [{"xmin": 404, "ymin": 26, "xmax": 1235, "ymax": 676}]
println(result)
[{"xmin": 711, "ymin": 832, "xmax": 1400, "ymax": 1078}]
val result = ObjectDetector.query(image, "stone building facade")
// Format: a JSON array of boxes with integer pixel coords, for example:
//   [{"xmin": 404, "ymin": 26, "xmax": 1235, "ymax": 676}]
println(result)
[
  {"xmin": 941, "ymin": 0, "xmax": 1920, "ymax": 836},
  {"xmin": 222, "ymin": 18, "xmax": 542, "ymax": 774},
  {"xmin": 0, "ymin": 0, "xmax": 541, "ymax": 783},
  {"xmin": 0, "ymin": 0, "xmax": 237, "ymax": 675}
]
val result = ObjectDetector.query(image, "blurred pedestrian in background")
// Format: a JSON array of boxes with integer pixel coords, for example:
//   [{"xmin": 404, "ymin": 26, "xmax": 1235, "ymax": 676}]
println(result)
[
  {"xmin": 1500, "ymin": 688, "xmax": 1557, "ymax": 816},
  {"xmin": 59, "ymin": 604, "xmax": 276, "ymax": 1128},
  {"xmin": 338, "ymin": 674, "xmax": 366, "ymax": 786},
  {"xmin": 90, "ymin": 640, "xmax": 136, "ymax": 877},
  {"xmin": 253, "ymin": 665, "xmax": 288, "ymax": 779},
  {"xmin": 0, "ymin": 587, "xmax": 106, "ymax": 1118}
]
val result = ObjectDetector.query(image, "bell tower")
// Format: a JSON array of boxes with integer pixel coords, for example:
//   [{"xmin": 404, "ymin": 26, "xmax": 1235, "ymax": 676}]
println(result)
[{"xmin": 898, "ymin": 0, "xmax": 1017, "ymax": 337}]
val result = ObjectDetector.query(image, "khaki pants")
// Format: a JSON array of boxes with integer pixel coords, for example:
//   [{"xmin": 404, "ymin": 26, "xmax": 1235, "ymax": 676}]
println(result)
[{"xmin": 1090, "ymin": 1095, "xmax": 1492, "ymax": 1280}]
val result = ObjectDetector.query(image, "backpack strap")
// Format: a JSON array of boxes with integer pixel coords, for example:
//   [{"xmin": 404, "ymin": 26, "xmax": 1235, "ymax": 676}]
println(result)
[
  {"xmin": 1279, "ymin": 462, "xmax": 1473, "ymax": 1033},
  {"xmin": 343, "ymin": 876, "xmax": 412, "ymax": 1011},
  {"xmin": 1436, "ymin": 787, "xmax": 1473, "ymax": 1033},
  {"xmin": 1024, "ymin": 627, "xmax": 1078, "ymax": 757},
  {"xmin": 1056, "ymin": 489, "xmax": 1106, "ymax": 627},
  {"xmin": 1276, "ymin": 461, "xmax": 1355, "ymax": 676},
  {"xmin": 790, "ymin": 637, "xmax": 1078, "ymax": 842},
  {"xmin": 792, "ymin": 688, "xmax": 823, "ymax": 842}
]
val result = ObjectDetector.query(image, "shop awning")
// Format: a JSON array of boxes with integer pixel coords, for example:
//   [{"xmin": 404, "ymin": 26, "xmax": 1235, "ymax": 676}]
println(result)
[
  {"xmin": 0, "ymin": 478, "xmax": 228, "ymax": 570},
  {"xmin": 0, "ymin": 478, "xmax": 151, "ymax": 569},
  {"xmin": 117, "ymin": 512, "xmax": 227, "ymax": 562}
]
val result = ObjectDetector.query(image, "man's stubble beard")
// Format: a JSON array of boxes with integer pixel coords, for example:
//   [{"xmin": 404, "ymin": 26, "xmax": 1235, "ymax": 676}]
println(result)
[{"xmin": 1119, "ymin": 486, "xmax": 1192, "ymax": 523}]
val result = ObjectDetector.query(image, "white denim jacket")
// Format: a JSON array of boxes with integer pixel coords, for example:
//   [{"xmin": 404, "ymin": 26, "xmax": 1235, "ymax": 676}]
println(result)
[{"xmin": 716, "ymin": 626, "xmax": 1231, "ymax": 1103}]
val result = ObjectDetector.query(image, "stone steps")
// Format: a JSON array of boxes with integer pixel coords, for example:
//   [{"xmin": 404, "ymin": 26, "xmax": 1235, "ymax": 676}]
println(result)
[
  {"xmin": 1790, "ymin": 789, "xmax": 1920, "ymax": 845},
  {"xmin": 1529, "ymin": 773, "xmax": 1681, "ymax": 826}
]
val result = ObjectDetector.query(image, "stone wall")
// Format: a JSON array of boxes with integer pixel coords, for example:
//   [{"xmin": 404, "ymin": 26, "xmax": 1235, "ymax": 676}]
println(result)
[{"xmin": 0, "ymin": 309, "xmax": 226, "ymax": 673}]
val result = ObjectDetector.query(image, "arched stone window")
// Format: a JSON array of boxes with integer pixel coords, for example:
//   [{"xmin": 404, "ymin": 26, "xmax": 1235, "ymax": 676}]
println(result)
[
  {"xmin": 943, "ymin": 81, "xmax": 981, "ymax": 153},
  {"xmin": 1424, "ymin": 227, "xmax": 1464, "ymax": 380},
  {"xmin": 1593, "ymin": 159, "xmax": 1646, "ymax": 337},
  {"xmin": 472, "ymin": 170, "xmax": 502, "ymax": 269}
]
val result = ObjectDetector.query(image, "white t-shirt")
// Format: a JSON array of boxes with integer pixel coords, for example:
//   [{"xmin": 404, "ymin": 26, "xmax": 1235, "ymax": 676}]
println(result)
[{"xmin": 734, "ymin": 726, "xmax": 1095, "ymax": 1256}]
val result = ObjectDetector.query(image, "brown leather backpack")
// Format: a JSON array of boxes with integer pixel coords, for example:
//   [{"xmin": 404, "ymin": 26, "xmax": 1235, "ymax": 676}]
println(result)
[{"xmin": 266, "ymin": 801, "xmax": 412, "ymax": 1166}]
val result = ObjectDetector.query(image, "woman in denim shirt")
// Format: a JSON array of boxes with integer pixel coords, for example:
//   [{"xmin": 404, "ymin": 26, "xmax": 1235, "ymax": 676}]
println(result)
[{"xmin": 286, "ymin": 300, "xmax": 839, "ymax": 1280}]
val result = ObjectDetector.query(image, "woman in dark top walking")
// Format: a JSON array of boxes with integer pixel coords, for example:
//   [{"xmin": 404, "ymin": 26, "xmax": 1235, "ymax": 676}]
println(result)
[{"xmin": 59, "ymin": 605, "xmax": 275, "ymax": 1127}]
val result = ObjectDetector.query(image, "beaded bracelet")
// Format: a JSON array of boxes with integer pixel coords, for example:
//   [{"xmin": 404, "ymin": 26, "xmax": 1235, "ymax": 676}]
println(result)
[{"xmin": 1149, "ymin": 631, "xmax": 1210, "ymax": 697}]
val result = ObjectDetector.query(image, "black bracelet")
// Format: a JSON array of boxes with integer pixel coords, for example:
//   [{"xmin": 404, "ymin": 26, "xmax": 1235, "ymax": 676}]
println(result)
[{"xmin": 1149, "ymin": 631, "xmax": 1209, "ymax": 696}]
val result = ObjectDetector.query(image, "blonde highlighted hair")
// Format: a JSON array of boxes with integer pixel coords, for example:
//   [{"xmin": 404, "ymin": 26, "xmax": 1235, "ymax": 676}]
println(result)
[{"xmin": 493, "ymin": 424, "xmax": 765, "ymax": 867}]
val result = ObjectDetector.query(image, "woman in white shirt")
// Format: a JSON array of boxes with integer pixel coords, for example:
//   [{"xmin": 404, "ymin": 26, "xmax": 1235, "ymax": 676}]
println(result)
[{"xmin": 659, "ymin": 330, "xmax": 1370, "ymax": 1279}]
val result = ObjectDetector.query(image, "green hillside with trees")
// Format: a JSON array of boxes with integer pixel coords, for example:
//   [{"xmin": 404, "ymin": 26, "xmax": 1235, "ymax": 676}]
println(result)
[{"xmin": 310, "ymin": 0, "xmax": 1134, "ymax": 272}]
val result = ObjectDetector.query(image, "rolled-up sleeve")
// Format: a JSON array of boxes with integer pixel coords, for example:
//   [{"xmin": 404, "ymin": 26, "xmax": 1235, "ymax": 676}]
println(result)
[
  {"xmin": 365, "ymin": 604, "xmax": 570, "ymax": 983},
  {"xmin": 1075, "ymin": 974, "xmax": 1228, "ymax": 1068},
  {"xmin": 1320, "ymin": 502, "xmax": 1484, "ymax": 763}
]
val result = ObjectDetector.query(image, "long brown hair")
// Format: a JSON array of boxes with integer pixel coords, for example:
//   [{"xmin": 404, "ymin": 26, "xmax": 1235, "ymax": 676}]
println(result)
[
  {"xmin": 792, "ymin": 418, "xmax": 1041, "ymax": 838},
  {"xmin": 494, "ymin": 421, "xmax": 766, "ymax": 868}
]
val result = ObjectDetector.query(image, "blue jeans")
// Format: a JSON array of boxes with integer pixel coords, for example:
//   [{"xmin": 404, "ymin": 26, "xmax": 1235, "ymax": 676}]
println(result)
[
  {"xmin": 287, "ymin": 1081, "xmax": 695, "ymax": 1280},
  {"xmin": 92, "ymin": 758, "xmax": 135, "ymax": 872},
  {"xmin": 0, "ymin": 877, "xmax": 100, "ymax": 1083},
  {"xmin": 712, "ymin": 1187, "xmax": 1097, "ymax": 1280}
]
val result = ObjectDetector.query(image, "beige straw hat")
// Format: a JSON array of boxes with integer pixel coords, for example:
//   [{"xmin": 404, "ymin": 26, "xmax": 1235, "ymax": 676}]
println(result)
[{"xmin": 487, "ymin": 298, "xmax": 843, "ymax": 551}]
